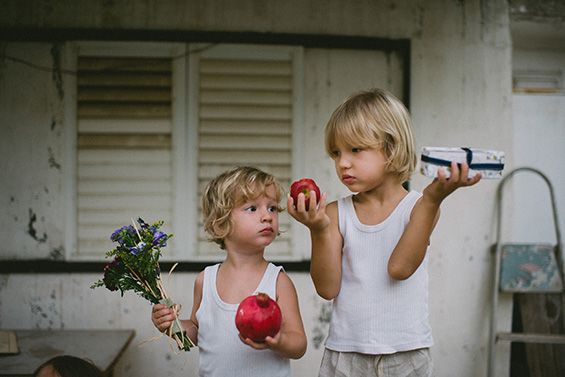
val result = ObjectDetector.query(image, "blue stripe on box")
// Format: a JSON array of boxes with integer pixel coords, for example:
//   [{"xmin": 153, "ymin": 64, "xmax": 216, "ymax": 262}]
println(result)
[{"xmin": 421, "ymin": 154, "xmax": 504, "ymax": 171}]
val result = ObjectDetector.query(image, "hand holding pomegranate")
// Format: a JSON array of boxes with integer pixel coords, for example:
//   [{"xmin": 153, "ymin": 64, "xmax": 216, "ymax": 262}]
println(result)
[
  {"xmin": 238, "ymin": 327, "xmax": 284, "ymax": 351},
  {"xmin": 235, "ymin": 292, "xmax": 282, "ymax": 343}
]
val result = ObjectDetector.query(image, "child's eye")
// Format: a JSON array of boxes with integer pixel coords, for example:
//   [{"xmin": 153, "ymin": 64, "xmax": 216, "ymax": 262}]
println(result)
[
  {"xmin": 268, "ymin": 206, "xmax": 278, "ymax": 213},
  {"xmin": 330, "ymin": 150, "xmax": 340, "ymax": 158},
  {"xmin": 351, "ymin": 147, "xmax": 362, "ymax": 153},
  {"xmin": 245, "ymin": 206, "xmax": 257, "ymax": 212}
]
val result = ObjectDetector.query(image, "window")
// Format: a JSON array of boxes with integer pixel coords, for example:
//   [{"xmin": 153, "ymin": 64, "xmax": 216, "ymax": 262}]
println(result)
[
  {"xmin": 191, "ymin": 44, "xmax": 304, "ymax": 260},
  {"xmin": 65, "ymin": 42, "xmax": 304, "ymax": 261}
]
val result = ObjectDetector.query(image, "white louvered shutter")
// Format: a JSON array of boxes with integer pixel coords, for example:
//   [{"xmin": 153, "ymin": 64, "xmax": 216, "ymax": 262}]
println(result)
[
  {"xmin": 76, "ymin": 55, "xmax": 174, "ymax": 257},
  {"xmin": 193, "ymin": 44, "xmax": 303, "ymax": 259}
]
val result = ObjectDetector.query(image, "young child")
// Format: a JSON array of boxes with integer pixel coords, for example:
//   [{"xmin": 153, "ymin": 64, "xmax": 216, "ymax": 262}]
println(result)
[
  {"xmin": 151, "ymin": 166, "xmax": 307, "ymax": 377},
  {"xmin": 288, "ymin": 89, "xmax": 481, "ymax": 376}
]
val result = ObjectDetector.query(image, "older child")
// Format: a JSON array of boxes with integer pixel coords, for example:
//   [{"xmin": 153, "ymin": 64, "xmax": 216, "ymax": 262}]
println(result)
[
  {"xmin": 152, "ymin": 166, "xmax": 307, "ymax": 377},
  {"xmin": 288, "ymin": 89, "xmax": 481, "ymax": 376}
]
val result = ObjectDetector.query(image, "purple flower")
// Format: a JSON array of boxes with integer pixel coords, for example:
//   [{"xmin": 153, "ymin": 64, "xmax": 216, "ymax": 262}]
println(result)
[
  {"xmin": 153, "ymin": 231, "xmax": 167, "ymax": 246},
  {"xmin": 110, "ymin": 225, "xmax": 136, "ymax": 244},
  {"xmin": 110, "ymin": 226, "xmax": 125, "ymax": 242},
  {"xmin": 130, "ymin": 241, "xmax": 147, "ymax": 255}
]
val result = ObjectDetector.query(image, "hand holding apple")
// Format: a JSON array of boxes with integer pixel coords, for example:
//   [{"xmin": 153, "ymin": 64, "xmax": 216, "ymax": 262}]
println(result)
[{"xmin": 290, "ymin": 178, "xmax": 321, "ymax": 211}]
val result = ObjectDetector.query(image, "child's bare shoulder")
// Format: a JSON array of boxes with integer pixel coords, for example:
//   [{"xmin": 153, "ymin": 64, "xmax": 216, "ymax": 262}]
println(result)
[
  {"xmin": 275, "ymin": 269, "xmax": 296, "ymax": 292},
  {"xmin": 194, "ymin": 270, "xmax": 205, "ymax": 289},
  {"xmin": 326, "ymin": 200, "xmax": 338, "ymax": 215}
]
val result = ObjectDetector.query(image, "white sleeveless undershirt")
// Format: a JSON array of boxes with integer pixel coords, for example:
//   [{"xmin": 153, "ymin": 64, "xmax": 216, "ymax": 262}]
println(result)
[
  {"xmin": 325, "ymin": 191, "xmax": 433, "ymax": 354},
  {"xmin": 196, "ymin": 263, "xmax": 291, "ymax": 377}
]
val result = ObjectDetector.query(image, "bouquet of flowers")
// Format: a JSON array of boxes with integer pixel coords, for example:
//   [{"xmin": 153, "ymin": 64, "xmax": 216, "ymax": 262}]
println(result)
[{"xmin": 91, "ymin": 218, "xmax": 194, "ymax": 351}]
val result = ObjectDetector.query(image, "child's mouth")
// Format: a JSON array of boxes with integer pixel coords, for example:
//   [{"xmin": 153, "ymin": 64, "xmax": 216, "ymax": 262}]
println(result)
[{"xmin": 342, "ymin": 175, "xmax": 355, "ymax": 184}]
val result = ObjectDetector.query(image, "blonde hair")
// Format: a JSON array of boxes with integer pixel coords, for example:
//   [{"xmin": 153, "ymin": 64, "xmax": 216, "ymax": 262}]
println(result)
[
  {"xmin": 201, "ymin": 166, "xmax": 283, "ymax": 249},
  {"xmin": 325, "ymin": 88, "xmax": 417, "ymax": 183}
]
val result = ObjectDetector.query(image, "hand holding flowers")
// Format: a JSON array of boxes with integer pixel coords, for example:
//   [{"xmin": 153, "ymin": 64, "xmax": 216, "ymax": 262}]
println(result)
[{"xmin": 91, "ymin": 218, "xmax": 194, "ymax": 351}]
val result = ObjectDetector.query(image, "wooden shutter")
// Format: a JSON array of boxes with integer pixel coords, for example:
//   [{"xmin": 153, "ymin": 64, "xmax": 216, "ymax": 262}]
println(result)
[
  {"xmin": 76, "ymin": 56, "xmax": 173, "ymax": 256},
  {"xmin": 195, "ymin": 46, "xmax": 300, "ymax": 258}
]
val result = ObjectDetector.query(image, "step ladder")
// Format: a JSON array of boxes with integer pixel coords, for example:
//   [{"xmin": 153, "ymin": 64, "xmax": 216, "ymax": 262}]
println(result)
[{"xmin": 487, "ymin": 167, "xmax": 565, "ymax": 377}]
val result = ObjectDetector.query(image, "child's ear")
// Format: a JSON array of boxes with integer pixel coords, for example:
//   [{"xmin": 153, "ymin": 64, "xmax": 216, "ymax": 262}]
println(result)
[
  {"xmin": 384, "ymin": 158, "xmax": 393, "ymax": 173},
  {"xmin": 211, "ymin": 219, "xmax": 229, "ymax": 243},
  {"xmin": 213, "ymin": 224, "xmax": 226, "ymax": 240}
]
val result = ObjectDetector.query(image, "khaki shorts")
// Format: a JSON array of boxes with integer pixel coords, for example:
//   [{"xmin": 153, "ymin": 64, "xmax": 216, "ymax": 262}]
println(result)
[{"xmin": 319, "ymin": 348, "xmax": 433, "ymax": 377}]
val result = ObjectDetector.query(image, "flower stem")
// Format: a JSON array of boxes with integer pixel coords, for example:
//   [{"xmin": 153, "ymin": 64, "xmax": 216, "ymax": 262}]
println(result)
[
  {"xmin": 156, "ymin": 278, "xmax": 168, "ymax": 300},
  {"xmin": 127, "ymin": 265, "xmax": 159, "ymax": 300},
  {"xmin": 131, "ymin": 218, "xmax": 143, "ymax": 242}
]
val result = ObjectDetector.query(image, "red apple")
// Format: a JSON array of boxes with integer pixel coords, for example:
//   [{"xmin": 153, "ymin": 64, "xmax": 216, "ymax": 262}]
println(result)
[
  {"xmin": 235, "ymin": 292, "xmax": 282, "ymax": 342},
  {"xmin": 290, "ymin": 178, "xmax": 321, "ymax": 210}
]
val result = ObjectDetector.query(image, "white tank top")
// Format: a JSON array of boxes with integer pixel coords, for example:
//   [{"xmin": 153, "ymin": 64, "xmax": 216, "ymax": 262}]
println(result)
[
  {"xmin": 196, "ymin": 263, "xmax": 291, "ymax": 377},
  {"xmin": 325, "ymin": 191, "xmax": 434, "ymax": 354}
]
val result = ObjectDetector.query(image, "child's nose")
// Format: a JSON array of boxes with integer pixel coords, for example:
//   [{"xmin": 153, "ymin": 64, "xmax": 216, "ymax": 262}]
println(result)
[
  {"xmin": 261, "ymin": 209, "xmax": 273, "ymax": 221},
  {"xmin": 337, "ymin": 155, "xmax": 351, "ymax": 168}
]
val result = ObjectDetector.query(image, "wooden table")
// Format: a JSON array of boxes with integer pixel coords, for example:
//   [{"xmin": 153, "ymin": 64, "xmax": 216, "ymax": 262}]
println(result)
[{"xmin": 0, "ymin": 329, "xmax": 134, "ymax": 377}]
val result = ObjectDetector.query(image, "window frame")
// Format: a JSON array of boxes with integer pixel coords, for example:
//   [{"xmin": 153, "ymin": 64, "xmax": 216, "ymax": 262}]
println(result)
[
  {"xmin": 64, "ymin": 41, "xmax": 306, "ymax": 262},
  {"xmin": 64, "ymin": 41, "xmax": 189, "ymax": 261}
]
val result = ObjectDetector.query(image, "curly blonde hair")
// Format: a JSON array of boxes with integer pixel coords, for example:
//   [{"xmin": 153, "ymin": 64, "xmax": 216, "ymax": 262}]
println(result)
[
  {"xmin": 325, "ymin": 88, "xmax": 417, "ymax": 183},
  {"xmin": 201, "ymin": 166, "xmax": 284, "ymax": 249}
]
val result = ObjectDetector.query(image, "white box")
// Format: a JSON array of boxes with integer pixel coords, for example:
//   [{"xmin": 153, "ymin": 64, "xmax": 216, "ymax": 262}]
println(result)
[{"xmin": 420, "ymin": 147, "xmax": 505, "ymax": 179}]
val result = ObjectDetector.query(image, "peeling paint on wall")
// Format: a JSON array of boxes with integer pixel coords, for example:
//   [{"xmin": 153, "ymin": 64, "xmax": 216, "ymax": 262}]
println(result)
[
  {"xmin": 9, "ymin": 196, "xmax": 18, "ymax": 222},
  {"xmin": 310, "ymin": 294, "xmax": 332, "ymax": 349},
  {"xmin": 50, "ymin": 114, "xmax": 63, "ymax": 138},
  {"xmin": 47, "ymin": 146, "xmax": 61, "ymax": 170},
  {"xmin": 27, "ymin": 208, "xmax": 47, "ymax": 243},
  {"xmin": 50, "ymin": 43, "xmax": 63, "ymax": 100},
  {"xmin": 49, "ymin": 246, "xmax": 63, "ymax": 260},
  {"xmin": 30, "ymin": 292, "xmax": 59, "ymax": 329}
]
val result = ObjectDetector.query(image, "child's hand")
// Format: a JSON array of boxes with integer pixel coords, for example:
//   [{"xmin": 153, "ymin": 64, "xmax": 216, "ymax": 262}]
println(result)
[
  {"xmin": 238, "ymin": 332, "xmax": 282, "ymax": 351},
  {"xmin": 287, "ymin": 191, "xmax": 330, "ymax": 232},
  {"xmin": 423, "ymin": 161, "xmax": 481, "ymax": 204},
  {"xmin": 151, "ymin": 303, "xmax": 176, "ymax": 333}
]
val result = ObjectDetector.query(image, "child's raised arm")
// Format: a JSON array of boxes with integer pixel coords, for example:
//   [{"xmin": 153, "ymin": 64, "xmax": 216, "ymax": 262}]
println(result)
[
  {"xmin": 388, "ymin": 161, "xmax": 481, "ymax": 280},
  {"xmin": 287, "ymin": 192, "xmax": 343, "ymax": 300},
  {"xmin": 240, "ymin": 272, "xmax": 307, "ymax": 359}
]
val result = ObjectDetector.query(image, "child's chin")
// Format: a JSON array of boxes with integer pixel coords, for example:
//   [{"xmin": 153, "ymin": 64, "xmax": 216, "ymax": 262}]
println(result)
[{"xmin": 259, "ymin": 237, "xmax": 276, "ymax": 247}]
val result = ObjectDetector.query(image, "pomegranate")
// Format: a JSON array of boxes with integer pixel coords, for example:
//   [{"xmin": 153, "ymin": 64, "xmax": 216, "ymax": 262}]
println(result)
[
  {"xmin": 235, "ymin": 292, "xmax": 282, "ymax": 342},
  {"xmin": 290, "ymin": 178, "xmax": 321, "ymax": 210}
]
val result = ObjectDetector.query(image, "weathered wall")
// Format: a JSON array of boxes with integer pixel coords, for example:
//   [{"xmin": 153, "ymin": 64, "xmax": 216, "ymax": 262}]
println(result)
[
  {"xmin": 0, "ymin": 42, "xmax": 67, "ymax": 260},
  {"xmin": 0, "ymin": 0, "xmax": 419, "ymax": 37},
  {"xmin": 511, "ymin": 48, "xmax": 565, "ymax": 246},
  {"xmin": 0, "ymin": 1, "xmax": 515, "ymax": 376}
]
